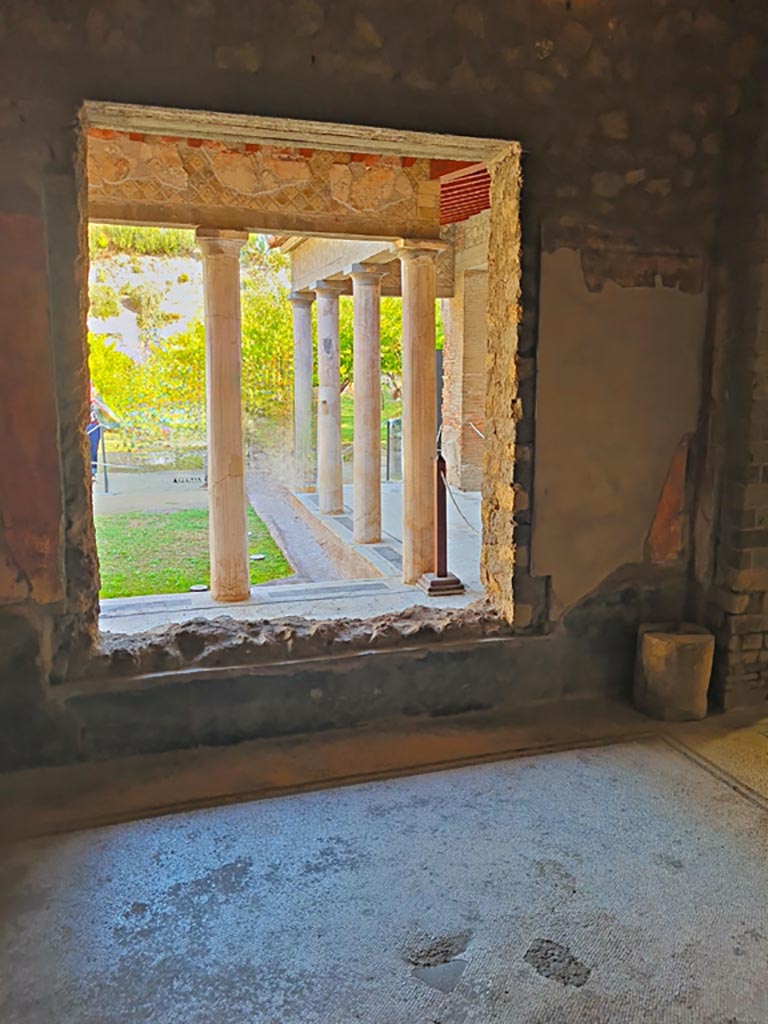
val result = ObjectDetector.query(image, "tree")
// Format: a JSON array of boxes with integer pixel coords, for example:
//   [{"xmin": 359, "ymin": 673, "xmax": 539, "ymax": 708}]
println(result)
[
  {"xmin": 86, "ymin": 229, "xmax": 430, "ymax": 455},
  {"xmin": 118, "ymin": 280, "xmax": 181, "ymax": 357},
  {"xmin": 337, "ymin": 295, "xmax": 405, "ymax": 398},
  {"xmin": 88, "ymin": 333, "xmax": 137, "ymax": 415},
  {"xmin": 89, "ymin": 283, "xmax": 121, "ymax": 320}
]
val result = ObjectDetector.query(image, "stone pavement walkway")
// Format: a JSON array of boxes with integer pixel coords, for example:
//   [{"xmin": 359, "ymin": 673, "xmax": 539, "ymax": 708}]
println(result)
[
  {"xmin": 99, "ymin": 574, "xmax": 480, "ymax": 633},
  {"xmin": 245, "ymin": 469, "xmax": 341, "ymax": 583},
  {"xmin": 295, "ymin": 480, "xmax": 482, "ymax": 588}
]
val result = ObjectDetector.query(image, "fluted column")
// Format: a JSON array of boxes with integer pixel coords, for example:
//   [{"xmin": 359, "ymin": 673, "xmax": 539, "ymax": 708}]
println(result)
[
  {"xmin": 397, "ymin": 240, "xmax": 445, "ymax": 583},
  {"xmin": 313, "ymin": 280, "xmax": 346, "ymax": 515},
  {"xmin": 350, "ymin": 264, "xmax": 386, "ymax": 543},
  {"xmin": 288, "ymin": 291, "xmax": 315, "ymax": 492},
  {"xmin": 197, "ymin": 228, "xmax": 250, "ymax": 602}
]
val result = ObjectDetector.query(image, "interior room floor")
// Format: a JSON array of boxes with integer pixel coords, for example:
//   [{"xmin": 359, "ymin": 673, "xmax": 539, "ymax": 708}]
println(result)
[{"xmin": 1, "ymin": 704, "xmax": 767, "ymax": 1023}]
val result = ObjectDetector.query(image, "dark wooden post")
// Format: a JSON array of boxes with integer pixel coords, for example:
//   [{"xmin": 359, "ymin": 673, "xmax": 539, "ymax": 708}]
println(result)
[{"xmin": 435, "ymin": 452, "xmax": 448, "ymax": 578}]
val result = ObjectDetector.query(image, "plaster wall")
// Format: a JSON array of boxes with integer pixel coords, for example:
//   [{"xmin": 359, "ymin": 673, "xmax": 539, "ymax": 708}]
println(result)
[
  {"xmin": 0, "ymin": 215, "xmax": 64, "ymax": 606},
  {"xmin": 533, "ymin": 248, "xmax": 707, "ymax": 611}
]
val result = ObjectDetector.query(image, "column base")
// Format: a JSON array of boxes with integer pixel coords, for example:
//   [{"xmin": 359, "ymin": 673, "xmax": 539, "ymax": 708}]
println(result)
[
  {"xmin": 417, "ymin": 572, "xmax": 465, "ymax": 597},
  {"xmin": 211, "ymin": 588, "xmax": 252, "ymax": 603},
  {"xmin": 353, "ymin": 531, "xmax": 382, "ymax": 545}
]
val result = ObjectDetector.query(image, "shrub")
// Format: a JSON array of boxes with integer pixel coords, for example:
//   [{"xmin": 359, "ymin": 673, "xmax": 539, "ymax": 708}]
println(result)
[
  {"xmin": 88, "ymin": 223, "xmax": 198, "ymax": 258},
  {"xmin": 89, "ymin": 283, "xmax": 121, "ymax": 320}
]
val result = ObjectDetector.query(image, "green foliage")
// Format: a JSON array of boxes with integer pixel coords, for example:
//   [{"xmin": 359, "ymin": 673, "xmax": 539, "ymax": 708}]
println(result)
[
  {"xmin": 340, "ymin": 392, "xmax": 401, "ymax": 445},
  {"xmin": 241, "ymin": 233, "xmax": 273, "ymax": 264},
  {"xmin": 148, "ymin": 320, "xmax": 207, "ymax": 411},
  {"xmin": 95, "ymin": 507, "xmax": 292, "ymax": 598},
  {"xmin": 86, "ymin": 229, "xmax": 433, "ymax": 458},
  {"xmin": 87, "ymin": 247, "xmax": 297, "ymax": 450},
  {"xmin": 89, "ymin": 223, "xmax": 198, "ymax": 258},
  {"xmin": 435, "ymin": 302, "xmax": 445, "ymax": 351},
  {"xmin": 89, "ymin": 283, "xmax": 121, "ymax": 320},
  {"xmin": 88, "ymin": 333, "xmax": 138, "ymax": 416},
  {"xmin": 117, "ymin": 279, "xmax": 181, "ymax": 355},
  {"xmin": 241, "ymin": 254, "xmax": 294, "ymax": 420},
  {"xmin": 89, "ymin": 327, "xmax": 207, "ymax": 450},
  {"xmin": 336, "ymin": 297, "xmax": 443, "ymax": 395},
  {"xmin": 336, "ymin": 296, "xmax": 404, "ymax": 397}
]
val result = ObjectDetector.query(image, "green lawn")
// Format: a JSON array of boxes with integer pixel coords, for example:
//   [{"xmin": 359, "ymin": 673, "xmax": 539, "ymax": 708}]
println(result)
[
  {"xmin": 340, "ymin": 393, "xmax": 401, "ymax": 445},
  {"xmin": 95, "ymin": 507, "xmax": 292, "ymax": 598}
]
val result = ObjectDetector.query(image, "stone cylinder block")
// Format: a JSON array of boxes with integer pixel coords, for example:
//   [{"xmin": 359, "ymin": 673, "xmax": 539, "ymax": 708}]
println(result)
[{"xmin": 633, "ymin": 623, "xmax": 714, "ymax": 721}]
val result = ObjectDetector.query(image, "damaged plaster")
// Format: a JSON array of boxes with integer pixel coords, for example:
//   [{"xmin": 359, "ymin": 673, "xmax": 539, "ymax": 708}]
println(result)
[
  {"xmin": 83, "ymin": 603, "xmax": 511, "ymax": 682},
  {"xmin": 532, "ymin": 248, "xmax": 706, "ymax": 612}
]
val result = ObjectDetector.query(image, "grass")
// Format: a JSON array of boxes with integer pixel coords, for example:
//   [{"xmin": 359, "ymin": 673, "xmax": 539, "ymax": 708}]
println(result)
[
  {"xmin": 95, "ymin": 507, "xmax": 292, "ymax": 599},
  {"xmin": 340, "ymin": 392, "xmax": 401, "ymax": 446}
]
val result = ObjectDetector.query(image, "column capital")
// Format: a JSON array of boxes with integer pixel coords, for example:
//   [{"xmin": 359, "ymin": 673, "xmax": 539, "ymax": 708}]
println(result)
[
  {"xmin": 312, "ymin": 279, "xmax": 348, "ymax": 297},
  {"xmin": 196, "ymin": 228, "xmax": 249, "ymax": 256},
  {"xmin": 348, "ymin": 262, "xmax": 388, "ymax": 284},
  {"xmin": 288, "ymin": 290, "xmax": 315, "ymax": 307},
  {"xmin": 395, "ymin": 238, "xmax": 447, "ymax": 262}
]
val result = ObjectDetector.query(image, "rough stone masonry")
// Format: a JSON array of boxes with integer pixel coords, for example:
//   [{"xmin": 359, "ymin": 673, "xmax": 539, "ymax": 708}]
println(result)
[{"xmin": 1, "ymin": 0, "xmax": 767, "ymax": 769}]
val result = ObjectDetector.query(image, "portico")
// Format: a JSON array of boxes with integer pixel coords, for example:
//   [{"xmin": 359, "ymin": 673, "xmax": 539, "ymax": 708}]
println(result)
[
  {"xmin": 284, "ymin": 227, "xmax": 485, "ymax": 587},
  {"xmin": 84, "ymin": 107, "xmax": 508, "ymax": 603}
]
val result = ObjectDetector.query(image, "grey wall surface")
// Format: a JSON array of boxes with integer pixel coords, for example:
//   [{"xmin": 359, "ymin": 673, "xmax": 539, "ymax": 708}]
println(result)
[{"xmin": 533, "ymin": 248, "xmax": 707, "ymax": 610}]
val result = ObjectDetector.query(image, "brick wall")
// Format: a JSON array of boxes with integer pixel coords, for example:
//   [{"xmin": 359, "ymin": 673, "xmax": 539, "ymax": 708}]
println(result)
[
  {"xmin": 699, "ymin": 17, "xmax": 768, "ymax": 706},
  {"xmin": 705, "ymin": 212, "xmax": 768, "ymax": 701}
]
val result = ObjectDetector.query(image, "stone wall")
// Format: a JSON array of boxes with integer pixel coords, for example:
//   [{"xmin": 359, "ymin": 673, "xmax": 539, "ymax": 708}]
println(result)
[
  {"xmin": 0, "ymin": 0, "xmax": 766, "ymax": 768},
  {"xmin": 481, "ymin": 151, "xmax": 521, "ymax": 623}
]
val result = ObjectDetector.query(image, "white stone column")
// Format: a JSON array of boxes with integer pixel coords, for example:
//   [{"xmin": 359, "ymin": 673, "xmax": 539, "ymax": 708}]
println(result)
[
  {"xmin": 350, "ymin": 264, "xmax": 386, "ymax": 543},
  {"xmin": 288, "ymin": 291, "xmax": 315, "ymax": 492},
  {"xmin": 197, "ymin": 228, "xmax": 250, "ymax": 602},
  {"xmin": 313, "ymin": 280, "xmax": 346, "ymax": 515},
  {"xmin": 397, "ymin": 240, "xmax": 445, "ymax": 583}
]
